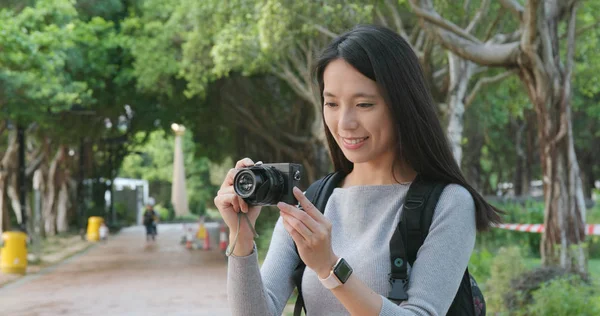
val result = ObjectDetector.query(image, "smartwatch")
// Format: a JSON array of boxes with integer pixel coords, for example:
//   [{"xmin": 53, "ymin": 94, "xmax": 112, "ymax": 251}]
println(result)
[{"xmin": 318, "ymin": 257, "xmax": 353, "ymax": 289}]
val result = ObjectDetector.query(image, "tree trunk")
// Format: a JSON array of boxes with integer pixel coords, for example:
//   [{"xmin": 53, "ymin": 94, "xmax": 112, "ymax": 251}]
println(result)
[
  {"xmin": 7, "ymin": 177, "xmax": 22, "ymax": 224},
  {"xmin": 0, "ymin": 131, "xmax": 18, "ymax": 233},
  {"xmin": 42, "ymin": 146, "xmax": 66, "ymax": 236},
  {"xmin": 524, "ymin": 72, "xmax": 588, "ymax": 273},
  {"xmin": 446, "ymin": 53, "xmax": 475, "ymax": 166},
  {"xmin": 523, "ymin": 110, "xmax": 537, "ymax": 196},
  {"xmin": 514, "ymin": 118, "xmax": 527, "ymax": 196},
  {"xmin": 56, "ymin": 180, "xmax": 69, "ymax": 233},
  {"xmin": 0, "ymin": 173, "xmax": 9, "ymax": 234},
  {"xmin": 409, "ymin": 0, "xmax": 587, "ymax": 274}
]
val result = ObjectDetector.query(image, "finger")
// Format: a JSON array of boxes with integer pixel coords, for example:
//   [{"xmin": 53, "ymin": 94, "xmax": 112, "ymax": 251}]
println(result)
[
  {"xmin": 237, "ymin": 196, "xmax": 249, "ymax": 213},
  {"xmin": 235, "ymin": 157, "xmax": 255, "ymax": 169},
  {"xmin": 282, "ymin": 217, "xmax": 306, "ymax": 243},
  {"xmin": 221, "ymin": 168, "xmax": 238, "ymax": 190},
  {"xmin": 217, "ymin": 186, "xmax": 235, "ymax": 195},
  {"xmin": 231, "ymin": 194, "xmax": 241, "ymax": 213},
  {"xmin": 281, "ymin": 213, "xmax": 313, "ymax": 240},
  {"xmin": 292, "ymin": 187, "xmax": 325, "ymax": 222},
  {"xmin": 214, "ymin": 193, "xmax": 236, "ymax": 210},
  {"xmin": 278, "ymin": 202, "xmax": 320, "ymax": 233}
]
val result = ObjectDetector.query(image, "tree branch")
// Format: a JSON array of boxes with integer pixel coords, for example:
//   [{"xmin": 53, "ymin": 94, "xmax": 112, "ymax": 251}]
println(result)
[
  {"xmin": 484, "ymin": 9, "xmax": 506, "ymax": 41},
  {"xmin": 565, "ymin": 2, "xmax": 578, "ymax": 81},
  {"xmin": 228, "ymin": 104, "xmax": 298, "ymax": 158},
  {"xmin": 432, "ymin": 28, "xmax": 520, "ymax": 66},
  {"xmin": 271, "ymin": 63, "xmax": 314, "ymax": 104},
  {"xmin": 561, "ymin": 20, "xmax": 600, "ymax": 39},
  {"xmin": 466, "ymin": 0, "xmax": 491, "ymax": 33},
  {"xmin": 408, "ymin": 0, "xmax": 482, "ymax": 43},
  {"xmin": 521, "ymin": 0, "xmax": 540, "ymax": 61},
  {"xmin": 465, "ymin": 69, "xmax": 517, "ymax": 108},
  {"xmin": 409, "ymin": 0, "xmax": 520, "ymax": 66},
  {"xmin": 498, "ymin": 0, "xmax": 524, "ymax": 20},
  {"xmin": 298, "ymin": 15, "xmax": 338, "ymax": 39},
  {"xmin": 26, "ymin": 151, "xmax": 46, "ymax": 177},
  {"xmin": 550, "ymin": 2, "xmax": 579, "ymax": 149},
  {"xmin": 385, "ymin": 0, "xmax": 409, "ymax": 39}
]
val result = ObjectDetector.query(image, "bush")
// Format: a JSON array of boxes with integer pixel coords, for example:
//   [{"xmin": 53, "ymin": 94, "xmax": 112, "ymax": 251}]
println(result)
[
  {"xmin": 504, "ymin": 266, "xmax": 578, "ymax": 313},
  {"xmin": 477, "ymin": 200, "xmax": 545, "ymax": 257},
  {"xmin": 154, "ymin": 204, "xmax": 170, "ymax": 221},
  {"xmin": 485, "ymin": 246, "xmax": 527, "ymax": 315},
  {"xmin": 468, "ymin": 248, "xmax": 494, "ymax": 287},
  {"xmin": 526, "ymin": 275, "xmax": 600, "ymax": 316}
]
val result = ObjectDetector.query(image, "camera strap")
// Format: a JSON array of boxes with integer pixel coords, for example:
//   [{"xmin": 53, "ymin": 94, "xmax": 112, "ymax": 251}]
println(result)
[{"xmin": 225, "ymin": 212, "xmax": 259, "ymax": 257}]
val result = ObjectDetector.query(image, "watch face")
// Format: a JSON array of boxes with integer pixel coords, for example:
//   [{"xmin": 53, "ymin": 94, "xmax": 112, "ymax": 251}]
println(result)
[{"xmin": 333, "ymin": 258, "xmax": 353, "ymax": 284}]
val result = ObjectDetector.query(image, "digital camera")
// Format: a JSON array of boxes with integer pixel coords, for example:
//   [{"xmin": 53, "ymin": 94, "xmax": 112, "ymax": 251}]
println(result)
[{"xmin": 233, "ymin": 162, "xmax": 303, "ymax": 206}]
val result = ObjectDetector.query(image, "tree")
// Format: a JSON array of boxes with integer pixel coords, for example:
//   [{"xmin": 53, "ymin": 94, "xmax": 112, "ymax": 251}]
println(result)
[
  {"xmin": 408, "ymin": 0, "xmax": 596, "ymax": 273},
  {"xmin": 121, "ymin": 0, "xmax": 374, "ymax": 181},
  {"xmin": 120, "ymin": 129, "xmax": 217, "ymax": 216}
]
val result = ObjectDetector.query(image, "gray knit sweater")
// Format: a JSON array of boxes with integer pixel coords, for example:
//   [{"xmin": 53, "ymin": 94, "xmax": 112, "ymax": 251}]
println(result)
[{"xmin": 227, "ymin": 183, "xmax": 476, "ymax": 316}]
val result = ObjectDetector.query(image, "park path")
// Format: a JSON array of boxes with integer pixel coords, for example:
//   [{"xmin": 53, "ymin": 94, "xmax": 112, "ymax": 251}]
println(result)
[{"xmin": 0, "ymin": 224, "xmax": 231, "ymax": 316}]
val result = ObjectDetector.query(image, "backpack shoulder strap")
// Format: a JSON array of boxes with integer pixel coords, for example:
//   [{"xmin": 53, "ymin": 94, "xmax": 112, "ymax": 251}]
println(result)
[
  {"xmin": 293, "ymin": 171, "xmax": 345, "ymax": 316},
  {"xmin": 388, "ymin": 174, "xmax": 447, "ymax": 303}
]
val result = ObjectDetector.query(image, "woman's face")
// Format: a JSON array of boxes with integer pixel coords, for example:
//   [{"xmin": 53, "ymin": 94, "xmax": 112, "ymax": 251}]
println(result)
[{"xmin": 322, "ymin": 58, "xmax": 396, "ymax": 166}]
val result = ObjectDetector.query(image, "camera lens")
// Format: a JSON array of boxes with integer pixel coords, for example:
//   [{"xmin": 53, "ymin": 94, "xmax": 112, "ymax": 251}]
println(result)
[{"xmin": 234, "ymin": 170, "xmax": 257, "ymax": 198}]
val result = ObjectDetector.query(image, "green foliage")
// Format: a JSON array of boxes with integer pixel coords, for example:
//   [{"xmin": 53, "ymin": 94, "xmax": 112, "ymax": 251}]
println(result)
[
  {"xmin": 119, "ymin": 129, "xmax": 218, "ymax": 216},
  {"xmin": 0, "ymin": 0, "xmax": 91, "ymax": 123},
  {"xmin": 477, "ymin": 200, "xmax": 545, "ymax": 256},
  {"xmin": 485, "ymin": 246, "xmax": 527, "ymax": 315},
  {"xmin": 526, "ymin": 275, "xmax": 600, "ymax": 316},
  {"xmin": 154, "ymin": 204, "xmax": 170, "ymax": 221},
  {"xmin": 114, "ymin": 201, "xmax": 136, "ymax": 225},
  {"xmin": 468, "ymin": 248, "xmax": 494, "ymax": 285}
]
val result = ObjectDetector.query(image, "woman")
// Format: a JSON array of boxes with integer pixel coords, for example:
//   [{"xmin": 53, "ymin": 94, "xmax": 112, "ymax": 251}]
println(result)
[{"xmin": 214, "ymin": 24, "xmax": 502, "ymax": 315}]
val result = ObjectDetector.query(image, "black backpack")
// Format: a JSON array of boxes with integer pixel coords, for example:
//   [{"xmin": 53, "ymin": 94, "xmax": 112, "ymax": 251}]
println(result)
[{"xmin": 292, "ymin": 172, "xmax": 486, "ymax": 316}]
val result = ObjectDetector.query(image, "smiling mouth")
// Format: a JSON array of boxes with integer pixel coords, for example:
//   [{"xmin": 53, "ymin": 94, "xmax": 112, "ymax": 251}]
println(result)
[{"xmin": 341, "ymin": 137, "xmax": 369, "ymax": 145}]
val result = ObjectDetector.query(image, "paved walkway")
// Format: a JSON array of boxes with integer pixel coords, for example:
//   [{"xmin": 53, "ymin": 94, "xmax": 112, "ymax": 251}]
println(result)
[{"xmin": 0, "ymin": 224, "xmax": 231, "ymax": 316}]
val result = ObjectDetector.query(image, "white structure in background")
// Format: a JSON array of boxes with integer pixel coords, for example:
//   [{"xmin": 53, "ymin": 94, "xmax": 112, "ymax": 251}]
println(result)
[
  {"xmin": 171, "ymin": 123, "xmax": 190, "ymax": 217},
  {"xmin": 113, "ymin": 178, "xmax": 150, "ymax": 225}
]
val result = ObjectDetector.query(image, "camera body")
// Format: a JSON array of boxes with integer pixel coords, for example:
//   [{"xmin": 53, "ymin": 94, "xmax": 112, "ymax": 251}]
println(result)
[{"xmin": 233, "ymin": 162, "xmax": 303, "ymax": 206}]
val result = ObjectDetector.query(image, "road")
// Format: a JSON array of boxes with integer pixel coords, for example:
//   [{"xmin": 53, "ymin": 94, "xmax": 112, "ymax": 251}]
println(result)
[{"xmin": 0, "ymin": 224, "xmax": 231, "ymax": 316}]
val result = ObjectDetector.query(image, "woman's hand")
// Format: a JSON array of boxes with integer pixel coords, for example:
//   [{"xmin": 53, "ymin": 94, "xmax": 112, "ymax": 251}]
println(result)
[
  {"xmin": 277, "ymin": 187, "xmax": 339, "ymax": 279},
  {"xmin": 213, "ymin": 158, "xmax": 262, "ymax": 246}
]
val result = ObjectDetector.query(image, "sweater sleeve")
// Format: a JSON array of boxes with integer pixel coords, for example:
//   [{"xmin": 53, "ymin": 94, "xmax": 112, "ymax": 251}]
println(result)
[
  {"xmin": 379, "ymin": 184, "xmax": 477, "ymax": 316},
  {"xmin": 227, "ymin": 216, "xmax": 300, "ymax": 316}
]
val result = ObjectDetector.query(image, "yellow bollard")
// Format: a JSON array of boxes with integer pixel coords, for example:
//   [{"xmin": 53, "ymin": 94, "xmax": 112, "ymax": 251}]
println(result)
[
  {"xmin": 86, "ymin": 216, "xmax": 104, "ymax": 242},
  {"xmin": 0, "ymin": 231, "xmax": 28, "ymax": 275},
  {"xmin": 196, "ymin": 223, "xmax": 206, "ymax": 240}
]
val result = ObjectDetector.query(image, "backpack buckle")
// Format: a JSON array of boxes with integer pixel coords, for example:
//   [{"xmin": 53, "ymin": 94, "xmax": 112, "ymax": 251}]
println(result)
[{"xmin": 387, "ymin": 277, "xmax": 408, "ymax": 302}]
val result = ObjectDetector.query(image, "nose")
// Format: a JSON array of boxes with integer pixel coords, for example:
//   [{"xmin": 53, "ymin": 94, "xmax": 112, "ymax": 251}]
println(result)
[{"xmin": 339, "ymin": 106, "xmax": 359, "ymax": 131}]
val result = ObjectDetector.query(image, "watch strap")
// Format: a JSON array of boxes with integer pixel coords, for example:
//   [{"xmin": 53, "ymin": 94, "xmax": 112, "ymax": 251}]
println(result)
[{"xmin": 318, "ymin": 257, "xmax": 344, "ymax": 289}]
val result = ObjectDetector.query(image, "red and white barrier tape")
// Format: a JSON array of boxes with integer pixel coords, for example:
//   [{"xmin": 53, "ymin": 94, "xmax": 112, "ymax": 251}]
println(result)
[{"xmin": 494, "ymin": 224, "xmax": 600, "ymax": 236}]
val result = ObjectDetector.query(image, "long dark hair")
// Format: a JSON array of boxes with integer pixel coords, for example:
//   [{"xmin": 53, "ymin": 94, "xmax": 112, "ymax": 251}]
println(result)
[{"xmin": 313, "ymin": 24, "xmax": 502, "ymax": 231}]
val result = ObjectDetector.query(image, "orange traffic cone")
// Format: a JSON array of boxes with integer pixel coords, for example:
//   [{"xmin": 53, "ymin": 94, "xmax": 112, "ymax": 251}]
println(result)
[
  {"xmin": 219, "ymin": 224, "xmax": 228, "ymax": 252},
  {"xmin": 203, "ymin": 229, "xmax": 211, "ymax": 250}
]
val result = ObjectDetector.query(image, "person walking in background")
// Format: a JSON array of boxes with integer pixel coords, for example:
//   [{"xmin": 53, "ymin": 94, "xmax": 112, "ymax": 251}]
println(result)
[{"xmin": 143, "ymin": 204, "xmax": 158, "ymax": 241}]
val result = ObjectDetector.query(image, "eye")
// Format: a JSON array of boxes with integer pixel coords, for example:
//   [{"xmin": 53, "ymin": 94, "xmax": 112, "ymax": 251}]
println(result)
[
  {"xmin": 357, "ymin": 103, "xmax": 374, "ymax": 108},
  {"xmin": 324, "ymin": 102, "xmax": 338, "ymax": 107}
]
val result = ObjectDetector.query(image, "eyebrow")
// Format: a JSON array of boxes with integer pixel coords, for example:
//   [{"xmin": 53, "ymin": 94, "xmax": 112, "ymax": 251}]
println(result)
[{"xmin": 323, "ymin": 91, "xmax": 378, "ymax": 99}]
